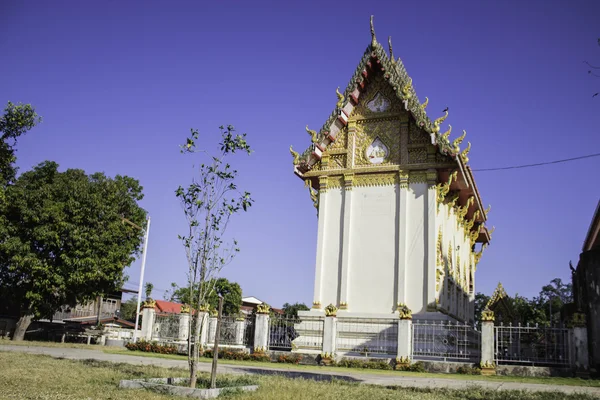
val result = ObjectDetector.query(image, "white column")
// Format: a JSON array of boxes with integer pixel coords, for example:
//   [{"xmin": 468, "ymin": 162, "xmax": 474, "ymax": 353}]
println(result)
[
  {"xmin": 140, "ymin": 305, "xmax": 155, "ymax": 341},
  {"xmin": 312, "ymin": 177, "xmax": 328, "ymax": 307},
  {"xmin": 426, "ymin": 172, "xmax": 437, "ymax": 310},
  {"xmin": 178, "ymin": 312, "xmax": 190, "ymax": 341},
  {"xmin": 339, "ymin": 174, "xmax": 354, "ymax": 306},
  {"xmin": 253, "ymin": 313, "xmax": 270, "ymax": 351},
  {"xmin": 208, "ymin": 316, "xmax": 218, "ymax": 344},
  {"xmin": 322, "ymin": 316, "xmax": 337, "ymax": 355},
  {"xmin": 396, "ymin": 318, "xmax": 412, "ymax": 361},
  {"xmin": 396, "ymin": 172, "xmax": 409, "ymax": 306},
  {"xmin": 234, "ymin": 319, "xmax": 245, "ymax": 346}
]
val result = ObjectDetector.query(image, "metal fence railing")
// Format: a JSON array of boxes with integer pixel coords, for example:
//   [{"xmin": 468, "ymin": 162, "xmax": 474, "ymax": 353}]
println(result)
[
  {"xmin": 152, "ymin": 313, "xmax": 180, "ymax": 341},
  {"xmin": 243, "ymin": 316, "xmax": 255, "ymax": 347},
  {"xmin": 412, "ymin": 320, "xmax": 480, "ymax": 361},
  {"xmin": 268, "ymin": 315, "xmax": 300, "ymax": 350},
  {"xmin": 218, "ymin": 317, "xmax": 238, "ymax": 345},
  {"xmin": 495, "ymin": 324, "xmax": 570, "ymax": 366},
  {"xmin": 336, "ymin": 318, "xmax": 398, "ymax": 355}
]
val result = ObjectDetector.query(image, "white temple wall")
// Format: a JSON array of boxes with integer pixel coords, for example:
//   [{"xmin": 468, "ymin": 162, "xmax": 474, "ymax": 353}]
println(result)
[
  {"xmin": 348, "ymin": 185, "xmax": 397, "ymax": 313},
  {"xmin": 320, "ymin": 187, "xmax": 344, "ymax": 308},
  {"xmin": 405, "ymin": 183, "xmax": 428, "ymax": 313}
]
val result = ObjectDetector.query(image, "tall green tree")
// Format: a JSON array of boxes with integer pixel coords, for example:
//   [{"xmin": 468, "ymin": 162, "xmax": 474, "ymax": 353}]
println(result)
[
  {"xmin": 119, "ymin": 297, "xmax": 138, "ymax": 322},
  {"xmin": 169, "ymin": 278, "xmax": 242, "ymax": 316},
  {"xmin": 176, "ymin": 125, "xmax": 253, "ymax": 388},
  {"xmin": 0, "ymin": 101, "xmax": 41, "ymax": 188},
  {"xmin": 282, "ymin": 302, "xmax": 310, "ymax": 318},
  {"xmin": 0, "ymin": 161, "xmax": 146, "ymax": 340}
]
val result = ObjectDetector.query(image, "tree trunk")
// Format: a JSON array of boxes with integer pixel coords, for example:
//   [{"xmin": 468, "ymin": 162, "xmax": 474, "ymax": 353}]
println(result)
[
  {"xmin": 12, "ymin": 314, "xmax": 33, "ymax": 341},
  {"xmin": 210, "ymin": 297, "xmax": 223, "ymax": 389},
  {"xmin": 188, "ymin": 306, "xmax": 204, "ymax": 388}
]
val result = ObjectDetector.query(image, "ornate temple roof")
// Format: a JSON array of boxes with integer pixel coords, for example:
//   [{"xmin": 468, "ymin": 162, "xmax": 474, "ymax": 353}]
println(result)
[{"xmin": 291, "ymin": 16, "xmax": 492, "ymax": 244}]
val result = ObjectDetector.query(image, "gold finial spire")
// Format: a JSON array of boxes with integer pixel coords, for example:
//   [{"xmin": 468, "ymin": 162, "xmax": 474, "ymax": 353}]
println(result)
[
  {"xmin": 421, "ymin": 97, "xmax": 429, "ymax": 110},
  {"xmin": 453, "ymin": 130, "xmax": 467, "ymax": 152},
  {"xmin": 289, "ymin": 145, "xmax": 300, "ymax": 165},
  {"xmin": 388, "ymin": 36, "xmax": 395, "ymax": 63},
  {"xmin": 401, "ymin": 78, "xmax": 413, "ymax": 99},
  {"xmin": 433, "ymin": 110, "xmax": 449, "ymax": 133},
  {"xmin": 336, "ymin": 87, "xmax": 345, "ymax": 109},
  {"xmin": 370, "ymin": 15, "xmax": 377, "ymax": 47},
  {"xmin": 441, "ymin": 124, "xmax": 452, "ymax": 140},
  {"xmin": 305, "ymin": 125, "xmax": 318, "ymax": 144},
  {"xmin": 461, "ymin": 141, "xmax": 471, "ymax": 163},
  {"xmin": 305, "ymin": 180, "xmax": 319, "ymax": 210}
]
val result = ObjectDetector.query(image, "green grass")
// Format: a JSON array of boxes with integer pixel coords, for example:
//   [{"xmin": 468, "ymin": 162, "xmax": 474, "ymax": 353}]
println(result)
[
  {"xmin": 0, "ymin": 338, "xmax": 98, "ymax": 350},
  {"xmin": 0, "ymin": 352, "xmax": 597, "ymax": 400},
  {"xmin": 105, "ymin": 348, "xmax": 600, "ymax": 388}
]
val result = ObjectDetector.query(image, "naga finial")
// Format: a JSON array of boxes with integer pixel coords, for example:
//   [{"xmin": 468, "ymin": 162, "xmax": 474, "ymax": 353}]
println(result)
[
  {"xmin": 488, "ymin": 226, "xmax": 495, "ymax": 239},
  {"xmin": 484, "ymin": 204, "xmax": 491, "ymax": 217},
  {"xmin": 336, "ymin": 87, "xmax": 345, "ymax": 109},
  {"xmin": 388, "ymin": 36, "xmax": 395, "ymax": 63},
  {"xmin": 433, "ymin": 110, "xmax": 449, "ymax": 133},
  {"xmin": 441, "ymin": 124, "xmax": 452, "ymax": 140},
  {"xmin": 472, "ymin": 209, "xmax": 481, "ymax": 222},
  {"xmin": 401, "ymin": 78, "xmax": 412, "ymax": 100},
  {"xmin": 461, "ymin": 141, "xmax": 471, "ymax": 164},
  {"xmin": 453, "ymin": 130, "xmax": 467, "ymax": 152},
  {"xmin": 290, "ymin": 145, "xmax": 300, "ymax": 165},
  {"xmin": 421, "ymin": 97, "xmax": 429, "ymax": 110},
  {"xmin": 370, "ymin": 15, "xmax": 377, "ymax": 48},
  {"xmin": 305, "ymin": 180, "xmax": 319, "ymax": 209},
  {"xmin": 305, "ymin": 125, "xmax": 318, "ymax": 144}
]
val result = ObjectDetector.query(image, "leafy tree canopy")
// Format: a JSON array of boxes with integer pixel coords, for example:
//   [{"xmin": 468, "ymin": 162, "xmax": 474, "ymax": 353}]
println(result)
[
  {"xmin": 282, "ymin": 302, "xmax": 310, "ymax": 318},
  {"xmin": 0, "ymin": 161, "xmax": 147, "ymax": 325},
  {"xmin": 169, "ymin": 277, "xmax": 242, "ymax": 316}
]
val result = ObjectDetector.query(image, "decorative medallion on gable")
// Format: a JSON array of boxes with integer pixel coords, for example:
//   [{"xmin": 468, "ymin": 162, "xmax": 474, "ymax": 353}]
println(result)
[
  {"xmin": 354, "ymin": 118, "xmax": 401, "ymax": 166},
  {"xmin": 366, "ymin": 138, "xmax": 389, "ymax": 164},
  {"xmin": 366, "ymin": 92, "xmax": 390, "ymax": 113}
]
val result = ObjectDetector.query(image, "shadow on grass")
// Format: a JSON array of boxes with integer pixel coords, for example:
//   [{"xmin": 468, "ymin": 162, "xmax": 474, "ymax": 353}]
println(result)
[{"xmin": 235, "ymin": 367, "xmax": 362, "ymax": 384}]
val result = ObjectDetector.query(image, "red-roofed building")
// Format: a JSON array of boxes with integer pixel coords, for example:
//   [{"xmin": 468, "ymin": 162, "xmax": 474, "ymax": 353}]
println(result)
[{"xmin": 154, "ymin": 300, "xmax": 185, "ymax": 315}]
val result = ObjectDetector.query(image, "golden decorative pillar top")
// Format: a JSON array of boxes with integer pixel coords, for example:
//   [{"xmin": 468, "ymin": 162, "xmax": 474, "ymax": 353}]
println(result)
[
  {"xmin": 397, "ymin": 303, "xmax": 412, "ymax": 320},
  {"xmin": 324, "ymin": 304, "xmax": 338, "ymax": 317},
  {"xmin": 256, "ymin": 303, "xmax": 271, "ymax": 314}
]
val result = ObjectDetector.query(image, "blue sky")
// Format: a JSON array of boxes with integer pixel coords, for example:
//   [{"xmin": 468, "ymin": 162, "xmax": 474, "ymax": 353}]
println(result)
[{"xmin": 2, "ymin": 0, "xmax": 599, "ymax": 307}]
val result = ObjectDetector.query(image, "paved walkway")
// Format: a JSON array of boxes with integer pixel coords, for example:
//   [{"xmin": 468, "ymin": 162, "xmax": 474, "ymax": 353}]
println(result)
[{"xmin": 1, "ymin": 344, "xmax": 599, "ymax": 396}]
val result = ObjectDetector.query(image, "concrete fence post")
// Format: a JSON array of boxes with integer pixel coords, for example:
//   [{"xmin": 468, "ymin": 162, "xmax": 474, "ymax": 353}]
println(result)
[
  {"xmin": 480, "ymin": 310, "xmax": 496, "ymax": 375},
  {"xmin": 234, "ymin": 318, "xmax": 246, "ymax": 346},
  {"xmin": 323, "ymin": 315, "xmax": 337, "ymax": 356},
  {"xmin": 178, "ymin": 311, "xmax": 190, "ymax": 341},
  {"xmin": 140, "ymin": 302, "xmax": 156, "ymax": 341},
  {"xmin": 571, "ymin": 313, "xmax": 589, "ymax": 376},
  {"xmin": 253, "ymin": 313, "xmax": 270, "ymax": 351},
  {"xmin": 396, "ymin": 318, "xmax": 412, "ymax": 364},
  {"xmin": 208, "ymin": 316, "xmax": 218, "ymax": 344}
]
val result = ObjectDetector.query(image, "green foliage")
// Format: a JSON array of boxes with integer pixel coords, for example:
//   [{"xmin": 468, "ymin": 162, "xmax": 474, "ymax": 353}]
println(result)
[
  {"xmin": 145, "ymin": 282, "xmax": 154, "ymax": 300},
  {"xmin": 125, "ymin": 340, "xmax": 177, "ymax": 354},
  {"xmin": 277, "ymin": 354, "xmax": 303, "ymax": 364},
  {"xmin": 0, "ymin": 161, "xmax": 146, "ymax": 320},
  {"xmin": 396, "ymin": 361, "xmax": 426, "ymax": 372},
  {"xmin": 473, "ymin": 292, "xmax": 490, "ymax": 325},
  {"xmin": 335, "ymin": 358, "xmax": 394, "ymax": 370},
  {"xmin": 281, "ymin": 302, "xmax": 310, "ymax": 318},
  {"xmin": 0, "ymin": 101, "xmax": 41, "ymax": 186},
  {"xmin": 119, "ymin": 298, "xmax": 138, "ymax": 322},
  {"xmin": 169, "ymin": 278, "xmax": 242, "ymax": 316},
  {"xmin": 456, "ymin": 365, "xmax": 482, "ymax": 375},
  {"xmin": 201, "ymin": 348, "xmax": 270, "ymax": 362}
]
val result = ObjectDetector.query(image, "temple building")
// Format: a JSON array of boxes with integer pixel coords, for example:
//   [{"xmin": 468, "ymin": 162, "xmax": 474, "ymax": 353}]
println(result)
[{"xmin": 290, "ymin": 17, "xmax": 492, "ymax": 323}]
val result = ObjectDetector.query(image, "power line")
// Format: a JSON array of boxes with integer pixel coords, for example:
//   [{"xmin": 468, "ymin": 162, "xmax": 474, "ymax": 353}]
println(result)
[{"xmin": 472, "ymin": 152, "xmax": 600, "ymax": 172}]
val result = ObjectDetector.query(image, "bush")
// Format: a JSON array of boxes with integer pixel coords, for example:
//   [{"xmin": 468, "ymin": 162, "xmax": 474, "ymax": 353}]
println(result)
[
  {"xmin": 277, "ymin": 354, "xmax": 303, "ymax": 364},
  {"xmin": 396, "ymin": 361, "xmax": 426, "ymax": 372},
  {"xmin": 456, "ymin": 366, "xmax": 482, "ymax": 375},
  {"xmin": 201, "ymin": 348, "xmax": 271, "ymax": 363},
  {"xmin": 125, "ymin": 340, "xmax": 177, "ymax": 354},
  {"xmin": 335, "ymin": 358, "xmax": 392, "ymax": 370}
]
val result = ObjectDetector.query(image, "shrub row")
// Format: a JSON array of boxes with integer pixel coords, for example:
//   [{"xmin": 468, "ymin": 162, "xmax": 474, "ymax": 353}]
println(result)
[
  {"xmin": 125, "ymin": 340, "xmax": 177, "ymax": 354},
  {"xmin": 202, "ymin": 349, "xmax": 270, "ymax": 362},
  {"xmin": 456, "ymin": 366, "xmax": 482, "ymax": 375},
  {"xmin": 334, "ymin": 358, "xmax": 394, "ymax": 370}
]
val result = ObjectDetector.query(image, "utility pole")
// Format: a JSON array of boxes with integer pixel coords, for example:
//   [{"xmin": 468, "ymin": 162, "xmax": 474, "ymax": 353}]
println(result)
[{"xmin": 123, "ymin": 216, "xmax": 151, "ymax": 342}]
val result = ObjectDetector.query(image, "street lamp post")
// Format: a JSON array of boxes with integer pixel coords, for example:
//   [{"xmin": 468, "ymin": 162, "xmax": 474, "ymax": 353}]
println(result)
[{"xmin": 122, "ymin": 216, "xmax": 151, "ymax": 342}]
